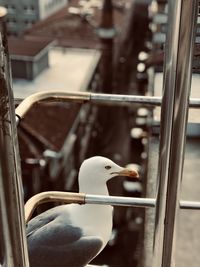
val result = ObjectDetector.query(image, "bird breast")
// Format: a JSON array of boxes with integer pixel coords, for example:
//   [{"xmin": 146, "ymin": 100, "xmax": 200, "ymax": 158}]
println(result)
[{"xmin": 70, "ymin": 204, "xmax": 113, "ymax": 248}]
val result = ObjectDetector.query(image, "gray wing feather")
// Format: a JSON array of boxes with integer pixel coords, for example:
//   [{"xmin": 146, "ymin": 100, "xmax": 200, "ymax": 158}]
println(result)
[{"xmin": 27, "ymin": 205, "xmax": 103, "ymax": 267}]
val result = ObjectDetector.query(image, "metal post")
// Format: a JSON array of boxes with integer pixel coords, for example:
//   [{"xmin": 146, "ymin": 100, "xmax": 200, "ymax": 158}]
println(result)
[
  {"xmin": 0, "ymin": 7, "xmax": 29, "ymax": 267},
  {"xmin": 98, "ymin": 0, "xmax": 115, "ymax": 93},
  {"xmin": 152, "ymin": 1, "xmax": 198, "ymax": 267}
]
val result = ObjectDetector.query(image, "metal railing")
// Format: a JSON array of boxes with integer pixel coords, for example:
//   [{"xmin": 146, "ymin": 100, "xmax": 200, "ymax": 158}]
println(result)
[
  {"xmin": 24, "ymin": 191, "xmax": 200, "ymax": 224},
  {"xmin": 152, "ymin": 1, "xmax": 198, "ymax": 266},
  {"xmin": 15, "ymin": 91, "xmax": 200, "ymax": 124},
  {"xmin": 0, "ymin": 0, "xmax": 199, "ymax": 267},
  {"xmin": 0, "ymin": 7, "xmax": 29, "ymax": 267}
]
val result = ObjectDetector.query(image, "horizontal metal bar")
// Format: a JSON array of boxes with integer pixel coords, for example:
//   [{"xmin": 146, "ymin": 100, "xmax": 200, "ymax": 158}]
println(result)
[
  {"xmin": 87, "ymin": 265, "xmax": 108, "ymax": 267},
  {"xmin": 90, "ymin": 92, "xmax": 162, "ymax": 106},
  {"xmin": 93, "ymin": 93, "xmax": 200, "ymax": 108},
  {"xmin": 86, "ymin": 195, "xmax": 200, "ymax": 210},
  {"xmin": 85, "ymin": 194, "xmax": 156, "ymax": 208},
  {"xmin": 24, "ymin": 191, "xmax": 200, "ymax": 223},
  {"xmin": 15, "ymin": 91, "xmax": 200, "ymax": 124},
  {"xmin": 180, "ymin": 200, "xmax": 200, "ymax": 210},
  {"xmin": 188, "ymin": 98, "xmax": 200, "ymax": 108},
  {"xmin": 91, "ymin": 93, "xmax": 200, "ymax": 108}
]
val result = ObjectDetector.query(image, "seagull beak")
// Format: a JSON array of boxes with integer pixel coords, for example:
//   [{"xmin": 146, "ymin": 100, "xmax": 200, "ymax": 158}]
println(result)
[{"xmin": 112, "ymin": 168, "xmax": 139, "ymax": 178}]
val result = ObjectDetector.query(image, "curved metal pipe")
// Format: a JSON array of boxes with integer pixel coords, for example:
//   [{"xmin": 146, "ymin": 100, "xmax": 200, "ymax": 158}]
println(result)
[
  {"xmin": 25, "ymin": 191, "xmax": 200, "ymax": 224},
  {"xmin": 25, "ymin": 191, "xmax": 86, "ymax": 223},
  {"xmin": 15, "ymin": 91, "xmax": 91, "ymax": 123},
  {"xmin": 24, "ymin": 191, "xmax": 156, "ymax": 223},
  {"xmin": 15, "ymin": 91, "xmax": 200, "ymax": 124}
]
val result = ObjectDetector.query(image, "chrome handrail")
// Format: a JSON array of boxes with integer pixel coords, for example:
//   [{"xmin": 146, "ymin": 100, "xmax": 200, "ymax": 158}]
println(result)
[
  {"xmin": 24, "ymin": 191, "xmax": 200, "ymax": 224},
  {"xmin": 15, "ymin": 91, "xmax": 200, "ymax": 124}
]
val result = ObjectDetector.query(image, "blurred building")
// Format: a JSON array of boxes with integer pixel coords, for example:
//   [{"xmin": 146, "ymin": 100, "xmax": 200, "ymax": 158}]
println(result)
[
  {"xmin": 0, "ymin": 0, "xmax": 68, "ymax": 36},
  {"xmin": 8, "ymin": 37, "xmax": 52, "ymax": 80}
]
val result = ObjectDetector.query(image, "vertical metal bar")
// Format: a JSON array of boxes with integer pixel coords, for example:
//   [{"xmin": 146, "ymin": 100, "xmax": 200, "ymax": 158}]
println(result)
[
  {"xmin": 152, "ymin": 1, "xmax": 198, "ymax": 267},
  {"xmin": 98, "ymin": 0, "xmax": 115, "ymax": 93},
  {"xmin": 0, "ymin": 7, "xmax": 29, "ymax": 267}
]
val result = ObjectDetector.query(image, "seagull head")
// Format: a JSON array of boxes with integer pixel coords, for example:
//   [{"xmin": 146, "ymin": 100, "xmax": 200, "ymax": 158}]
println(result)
[{"xmin": 78, "ymin": 156, "xmax": 139, "ymax": 194}]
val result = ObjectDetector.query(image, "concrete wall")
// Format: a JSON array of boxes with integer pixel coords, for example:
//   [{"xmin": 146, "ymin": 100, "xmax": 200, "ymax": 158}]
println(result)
[
  {"xmin": 38, "ymin": 0, "xmax": 67, "ymax": 20},
  {"xmin": 11, "ymin": 51, "xmax": 49, "ymax": 80}
]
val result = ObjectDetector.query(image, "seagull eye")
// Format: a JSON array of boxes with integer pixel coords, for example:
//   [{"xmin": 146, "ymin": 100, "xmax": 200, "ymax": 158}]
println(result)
[{"xmin": 105, "ymin": 165, "xmax": 111, "ymax": 170}]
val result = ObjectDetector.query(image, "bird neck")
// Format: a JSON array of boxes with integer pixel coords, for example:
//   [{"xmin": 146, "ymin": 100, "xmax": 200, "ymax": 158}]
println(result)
[
  {"xmin": 79, "ymin": 181, "xmax": 109, "ymax": 196},
  {"xmin": 71, "ymin": 201, "xmax": 113, "ymax": 248}
]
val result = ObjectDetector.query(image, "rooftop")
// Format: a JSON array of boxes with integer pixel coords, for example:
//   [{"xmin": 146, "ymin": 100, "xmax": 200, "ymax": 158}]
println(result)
[
  {"xmin": 8, "ymin": 37, "xmax": 52, "ymax": 57},
  {"xmin": 24, "ymin": 0, "xmax": 128, "ymax": 49},
  {"xmin": 13, "ymin": 47, "xmax": 100, "ymax": 99}
]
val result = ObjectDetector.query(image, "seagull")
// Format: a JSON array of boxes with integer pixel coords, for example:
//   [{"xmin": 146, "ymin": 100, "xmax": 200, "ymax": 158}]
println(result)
[{"xmin": 26, "ymin": 156, "xmax": 139, "ymax": 267}]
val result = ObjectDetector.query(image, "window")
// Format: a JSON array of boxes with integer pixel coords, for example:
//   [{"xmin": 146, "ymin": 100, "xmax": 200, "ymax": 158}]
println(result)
[
  {"xmin": 6, "ymin": 17, "xmax": 17, "ymax": 25},
  {"xmin": 24, "ymin": 20, "xmax": 33, "ymax": 27},
  {"xmin": 6, "ymin": 4, "xmax": 16, "ymax": 13},
  {"xmin": 24, "ymin": 5, "xmax": 35, "ymax": 13}
]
